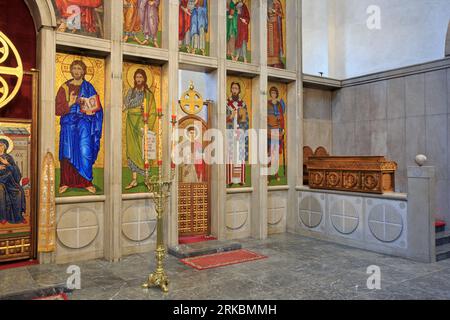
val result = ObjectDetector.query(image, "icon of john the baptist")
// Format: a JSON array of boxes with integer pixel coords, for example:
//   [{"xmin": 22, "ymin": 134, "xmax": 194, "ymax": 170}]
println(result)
[
  {"xmin": 123, "ymin": 68, "xmax": 157, "ymax": 190},
  {"xmin": 55, "ymin": 60, "xmax": 104, "ymax": 195}
]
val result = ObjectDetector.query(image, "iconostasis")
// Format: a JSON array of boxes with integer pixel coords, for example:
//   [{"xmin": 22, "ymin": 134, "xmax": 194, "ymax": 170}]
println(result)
[{"xmin": 0, "ymin": 0, "xmax": 301, "ymax": 264}]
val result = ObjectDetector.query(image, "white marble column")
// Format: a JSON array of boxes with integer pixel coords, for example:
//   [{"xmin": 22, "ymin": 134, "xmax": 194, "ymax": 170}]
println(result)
[
  {"xmin": 167, "ymin": 0, "xmax": 181, "ymax": 247},
  {"xmin": 103, "ymin": 0, "xmax": 123, "ymax": 262},
  {"xmin": 288, "ymin": 0, "xmax": 304, "ymax": 233},
  {"xmin": 36, "ymin": 25, "xmax": 57, "ymax": 264},
  {"xmin": 407, "ymin": 166, "xmax": 437, "ymax": 263},
  {"xmin": 250, "ymin": 0, "xmax": 269, "ymax": 240},
  {"xmin": 211, "ymin": 0, "xmax": 227, "ymax": 241}
]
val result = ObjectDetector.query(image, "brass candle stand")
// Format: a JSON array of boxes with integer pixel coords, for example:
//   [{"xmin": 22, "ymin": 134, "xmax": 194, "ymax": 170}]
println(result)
[
  {"xmin": 142, "ymin": 111, "xmax": 176, "ymax": 293},
  {"xmin": 141, "ymin": 176, "xmax": 174, "ymax": 293}
]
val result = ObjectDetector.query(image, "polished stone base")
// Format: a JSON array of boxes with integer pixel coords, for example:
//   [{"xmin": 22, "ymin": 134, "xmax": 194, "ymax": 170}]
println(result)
[
  {"xmin": 1, "ymin": 233, "xmax": 450, "ymax": 300},
  {"xmin": 168, "ymin": 240, "xmax": 242, "ymax": 259},
  {"xmin": 1, "ymin": 285, "xmax": 71, "ymax": 300}
]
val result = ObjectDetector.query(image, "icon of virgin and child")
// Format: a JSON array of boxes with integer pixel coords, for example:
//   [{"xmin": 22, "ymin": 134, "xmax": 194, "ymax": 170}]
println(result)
[{"xmin": 0, "ymin": 137, "xmax": 27, "ymax": 225}]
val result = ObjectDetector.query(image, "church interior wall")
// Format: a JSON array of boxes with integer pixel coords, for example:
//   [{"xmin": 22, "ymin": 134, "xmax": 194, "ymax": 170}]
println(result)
[
  {"xmin": 302, "ymin": 0, "xmax": 331, "ymax": 77},
  {"xmin": 302, "ymin": 0, "xmax": 450, "ymax": 79},
  {"xmin": 303, "ymin": 87, "xmax": 333, "ymax": 152},
  {"xmin": 331, "ymin": 66, "xmax": 450, "ymax": 225},
  {"xmin": 6, "ymin": 0, "xmax": 444, "ymax": 266}
]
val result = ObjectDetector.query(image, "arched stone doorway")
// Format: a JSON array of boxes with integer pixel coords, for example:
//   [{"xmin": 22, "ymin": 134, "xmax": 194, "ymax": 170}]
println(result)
[{"xmin": 0, "ymin": 0, "xmax": 56, "ymax": 264}]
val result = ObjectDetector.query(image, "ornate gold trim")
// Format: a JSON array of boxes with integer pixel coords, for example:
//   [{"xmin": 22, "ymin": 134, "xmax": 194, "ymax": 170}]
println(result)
[
  {"xmin": 38, "ymin": 152, "xmax": 56, "ymax": 253},
  {"xmin": 0, "ymin": 31, "xmax": 24, "ymax": 109},
  {"xmin": 179, "ymin": 81, "xmax": 204, "ymax": 115}
]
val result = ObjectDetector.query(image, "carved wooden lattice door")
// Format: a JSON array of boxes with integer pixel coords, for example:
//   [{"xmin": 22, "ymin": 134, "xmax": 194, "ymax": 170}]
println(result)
[{"xmin": 177, "ymin": 83, "xmax": 211, "ymax": 236}]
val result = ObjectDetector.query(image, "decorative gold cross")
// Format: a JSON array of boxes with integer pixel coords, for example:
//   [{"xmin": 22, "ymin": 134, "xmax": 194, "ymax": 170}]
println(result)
[
  {"xmin": 0, "ymin": 31, "xmax": 24, "ymax": 109},
  {"xmin": 180, "ymin": 81, "xmax": 204, "ymax": 115}
]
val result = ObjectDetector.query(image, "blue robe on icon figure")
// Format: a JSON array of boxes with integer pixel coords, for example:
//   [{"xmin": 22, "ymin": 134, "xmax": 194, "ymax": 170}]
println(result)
[
  {"xmin": 190, "ymin": 0, "xmax": 208, "ymax": 55},
  {"xmin": 0, "ymin": 139, "xmax": 26, "ymax": 225},
  {"xmin": 56, "ymin": 60, "xmax": 103, "ymax": 195}
]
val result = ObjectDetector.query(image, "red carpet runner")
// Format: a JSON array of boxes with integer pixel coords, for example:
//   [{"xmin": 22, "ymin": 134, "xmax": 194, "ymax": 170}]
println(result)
[
  {"xmin": 33, "ymin": 293, "xmax": 68, "ymax": 300},
  {"xmin": 179, "ymin": 235, "xmax": 217, "ymax": 245},
  {"xmin": 0, "ymin": 260, "xmax": 39, "ymax": 271},
  {"xmin": 181, "ymin": 249, "xmax": 267, "ymax": 270}
]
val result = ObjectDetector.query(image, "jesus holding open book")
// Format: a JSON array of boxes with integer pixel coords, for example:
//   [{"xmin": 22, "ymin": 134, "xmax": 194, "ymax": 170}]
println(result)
[{"xmin": 55, "ymin": 60, "xmax": 103, "ymax": 194}]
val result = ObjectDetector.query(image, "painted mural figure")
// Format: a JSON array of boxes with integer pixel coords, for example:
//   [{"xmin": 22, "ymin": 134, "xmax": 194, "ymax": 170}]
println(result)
[
  {"xmin": 179, "ymin": 0, "xmax": 208, "ymax": 55},
  {"xmin": 227, "ymin": 0, "xmax": 239, "ymax": 60},
  {"xmin": 55, "ymin": 0, "xmax": 103, "ymax": 36},
  {"xmin": 267, "ymin": 86, "xmax": 286, "ymax": 182},
  {"xmin": 179, "ymin": 0, "xmax": 194, "ymax": 50},
  {"xmin": 227, "ymin": 0, "xmax": 250, "ymax": 62},
  {"xmin": 123, "ymin": 0, "xmax": 141, "ymax": 43},
  {"xmin": 226, "ymin": 82, "xmax": 249, "ymax": 186},
  {"xmin": 190, "ymin": 0, "xmax": 208, "ymax": 55},
  {"xmin": 138, "ymin": 0, "xmax": 160, "ymax": 47},
  {"xmin": 55, "ymin": 60, "xmax": 103, "ymax": 195},
  {"xmin": 180, "ymin": 126, "xmax": 206, "ymax": 184},
  {"xmin": 0, "ymin": 138, "xmax": 26, "ymax": 225},
  {"xmin": 123, "ymin": 69, "xmax": 157, "ymax": 190},
  {"xmin": 236, "ymin": 0, "xmax": 250, "ymax": 63},
  {"xmin": 267, "ymin": 0, "xmax": 285, "ymax": 68}
]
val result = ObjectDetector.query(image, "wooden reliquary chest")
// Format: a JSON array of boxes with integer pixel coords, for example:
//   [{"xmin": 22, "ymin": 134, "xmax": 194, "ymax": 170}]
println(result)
[{"xmin": 307, "ymin": 156, "xmax": 398, "ymax": 194}]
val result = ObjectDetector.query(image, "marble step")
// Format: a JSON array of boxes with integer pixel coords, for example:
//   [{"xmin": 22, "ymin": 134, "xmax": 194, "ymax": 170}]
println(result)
[
  {"xmin": 436, "ymin": 243, "xmax": 450, "ymax": 262},
  {"xmin": 0, "ymin": 285, "xmax": 70, "ymax": 300},
  {"xmin": 436, "ymin": 231, "xmax": 450, "ymax": 247},
  {"xmin": 168, "ymin": 240, "xmax": 242, "ymax": 259}
]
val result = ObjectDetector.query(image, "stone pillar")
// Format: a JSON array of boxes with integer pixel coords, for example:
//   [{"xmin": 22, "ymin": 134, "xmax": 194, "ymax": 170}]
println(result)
[
  {"xmin": 211, "ymin": 0, "xmax": 227, "ymax": 241},
  {"xmin": 406, "ymin": 166, "xmax": 436, "ymax": 263},
  {"xmin": 250, "ymin": 0, "xmax": 268, "ymax": 240},
  {"xmin": 167, "ymin": 0, "xmax": 181, "ymax": 248},
  {"xmin": 103, "ymin": 0, "xmax": 123, "ymax": 262},
  {"xmin": 37, "ymin": 25, "xmax": 56, "ymax": 264},
  {"xmin": 287, "ymin": 0, "xmax": 304, "ymax": 233}
]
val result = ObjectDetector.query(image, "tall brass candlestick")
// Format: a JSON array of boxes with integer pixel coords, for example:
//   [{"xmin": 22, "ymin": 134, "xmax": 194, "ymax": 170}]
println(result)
[{"xmin": 142, "ymin": 106, "xmax": 175, "ymax": 293}]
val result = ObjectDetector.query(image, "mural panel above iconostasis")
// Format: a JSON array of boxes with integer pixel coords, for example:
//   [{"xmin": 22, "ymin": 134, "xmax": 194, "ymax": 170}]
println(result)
[
  {"xmin": 226, "ymin": 0, "xmax": 252, "ymax": 64},
  {"xmin": 55, "ymin": 53, "xmax": 106, "ymax": 198},
  {"xmin": 122, "ymin": 62, "xmax": 162, "ymax": 194},
  {"xmin": 52, "ymin": 0, "xmax": 105, "ymax": 38},
  {"xmin": 267, "ymin": 0, "xmax": 287, "ymax": 69},
  {"xmin": 226, "ymin": 75, "xmax": 252, "ymax": 189},
  {"xmin": 123, "ymin": 0, "xmax": 163, "ymax": 48},
  {"xmin": 179, "ymin": 0, "xmax": 210, "ymax": 56}
]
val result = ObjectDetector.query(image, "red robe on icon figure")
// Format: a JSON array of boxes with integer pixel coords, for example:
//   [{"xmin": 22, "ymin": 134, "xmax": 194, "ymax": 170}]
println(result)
[{"xmin": 55, "ymin": 0, "xmax": 103, "ymax": 34}]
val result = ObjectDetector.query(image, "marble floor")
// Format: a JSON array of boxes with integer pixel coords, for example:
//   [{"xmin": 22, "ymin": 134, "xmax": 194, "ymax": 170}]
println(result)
[{"xmin": 1, "ymin": 233, "xmax": 450, "ymax": 300}]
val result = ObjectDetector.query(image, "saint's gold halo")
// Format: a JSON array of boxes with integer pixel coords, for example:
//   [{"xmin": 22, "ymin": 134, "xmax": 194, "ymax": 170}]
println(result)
[
  {"xmin": 184, "ymin": 123, "xmax": 202, "ymax": 142},
  {"xmin": 0, "ymin": 135, "xmax": 14, "ymax": 154},
  {"xmin": 228, "ymin": 79, "xmax": 248, "ymax": 101},
  {"xmin": 126, "ymin": 64, "xmax": 154, "ymax": 91},
  {"xmin": 61, "ymin": 55, "xmax": 95, "ymax": 82},
  {"xmin": 268, "ymin": 82, "xmax": 287, "ymax": 100}
]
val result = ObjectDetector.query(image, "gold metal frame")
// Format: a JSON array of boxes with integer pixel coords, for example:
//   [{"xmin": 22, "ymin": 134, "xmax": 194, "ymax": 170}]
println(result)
[
  {"xmin": 0, "ymin": 69, "xmax": 39, "ymax": 262},
  {"xmin": 0, "ymin": 31, "xmax": 24, "ymax": 109}
]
